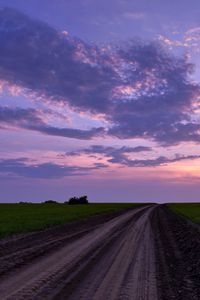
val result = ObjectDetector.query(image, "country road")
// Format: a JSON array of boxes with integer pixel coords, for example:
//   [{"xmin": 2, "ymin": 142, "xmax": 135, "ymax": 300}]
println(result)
[{"xmin": 0, "ymin": 205, "xmax": 200, "ymax": 300}]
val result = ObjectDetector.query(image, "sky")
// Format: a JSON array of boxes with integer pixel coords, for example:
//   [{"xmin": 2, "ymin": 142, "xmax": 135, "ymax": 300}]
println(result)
[{"xmin": 0, "ymin": 0, "xmax": 200, "ymax": 203}]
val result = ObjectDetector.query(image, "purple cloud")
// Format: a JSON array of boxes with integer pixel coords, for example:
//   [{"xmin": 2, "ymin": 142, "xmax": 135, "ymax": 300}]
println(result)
[
  {"xmin": 119, "ymin": 155, "xmax": 200, "ymax": 167},
  {"xmin": 0, "ymin": 106, "xmax": 105, "ymax": 139},
  {"xmin": 0, "ymin": 157, "xmax": 107, "ymax": 179},
  {"xmin": 0, "ymin": 8, "xmax": 199, "ymax": 145},
  {"xmin": 67, "ymin": 144, "xmax": 152, "ymax": 158},
  {"xmin": 65, "ymin": 145, "xmax": 200, "ymax": 167}
]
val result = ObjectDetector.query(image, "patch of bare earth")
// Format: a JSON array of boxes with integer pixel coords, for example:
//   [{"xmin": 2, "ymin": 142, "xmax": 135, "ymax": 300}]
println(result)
[{"xmin": 151, "ymin": 205, "xmax": 200, "ymax": 300}]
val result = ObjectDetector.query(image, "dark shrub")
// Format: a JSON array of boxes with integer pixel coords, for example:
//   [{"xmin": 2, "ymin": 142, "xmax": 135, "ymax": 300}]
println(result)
[
  {"xmin": 68, "ymin": 195, "xmax": 89, "ymax": 205},
  {"xmin": 67, "ymin": 197, "xmax": 79, "ymax": 205},
  {"xmin": 79, "ymin": 195, "xmax": 88, "ymax": 204},
  {"xmin": 43, "ymin": 200, "xmax": 58, "ymax": 204}
]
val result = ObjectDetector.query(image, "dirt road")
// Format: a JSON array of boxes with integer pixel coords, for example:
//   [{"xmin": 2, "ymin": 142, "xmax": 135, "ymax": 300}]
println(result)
[
  {"xmin": 1, "ymin": 205, "xmax": 200, "ymax": 300},
  {"xmin": 0, "ymin": 205, "xmax": 158, "ymax": 300}
]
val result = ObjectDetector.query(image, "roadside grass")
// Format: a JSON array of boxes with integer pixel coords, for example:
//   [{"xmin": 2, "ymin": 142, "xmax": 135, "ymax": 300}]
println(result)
[
  {"xmin": 0, "ymin": 202, "xmax": 147, "ymax": 238},
  {"xmin": 168, "ymin": 203, "xmax": 200, "ymax": 224}
]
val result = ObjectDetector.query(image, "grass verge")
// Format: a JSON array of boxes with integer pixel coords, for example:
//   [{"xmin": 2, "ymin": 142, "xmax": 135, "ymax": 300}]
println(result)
[
  {"xmin": 168, "ymin": 203, "xmax": 200, "ymax": 224},
  {"xmin": 0, "ymin": 202, "xmax": 147, "ymax": 238}
]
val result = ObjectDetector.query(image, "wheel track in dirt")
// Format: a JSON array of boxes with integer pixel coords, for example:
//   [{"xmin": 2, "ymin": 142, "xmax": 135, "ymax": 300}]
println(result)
[{"xmin": 0, "ymin": 210, "xmax": 133, "ymax": 277}]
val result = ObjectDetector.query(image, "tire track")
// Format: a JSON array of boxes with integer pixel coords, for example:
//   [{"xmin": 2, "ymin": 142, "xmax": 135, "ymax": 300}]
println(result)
[{"xmin": 0, "ymin": 210, "xmax": 132, "ymax": 277}]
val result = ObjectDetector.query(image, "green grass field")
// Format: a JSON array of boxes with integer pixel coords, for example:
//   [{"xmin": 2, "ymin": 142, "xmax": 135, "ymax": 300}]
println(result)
[
  {"xmin": 168, "ymin": 203, "xmax": 200, "ymax": 224},
  {"xmin": 0, "ymin": 203, "xmax": 146, "ymax": 238}
]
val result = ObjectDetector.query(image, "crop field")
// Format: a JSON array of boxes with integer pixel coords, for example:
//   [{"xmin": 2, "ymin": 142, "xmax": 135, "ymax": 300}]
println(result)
[
  {"xmin": 168, "ymin": 203, "xmax": 200, "ymax": 224},
  {"xmin": 0, "ymin": 202, "xmax": 145, "ymax": 238}
]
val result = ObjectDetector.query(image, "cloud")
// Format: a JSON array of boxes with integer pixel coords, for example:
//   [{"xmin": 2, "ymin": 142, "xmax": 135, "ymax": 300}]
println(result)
[
  {"xmin": 66, "ymin": 144, "xmax": 152, "ymax": 159},
  {"xmin": 158, "ymin": 35, "xmax": 184, "ymax": 48},
  {"xmin": 0, "ymin": 157, "xmax": 107, "ymax": 179},
  {"xmin": 109, "ymin": 42, "xmax": 200, "ymax": 144},
  {"xmin": 26, "ymin": 124, "xmax": 105, "ymax": 140},
  {"xmin": 0, "ymin": 8, "xmax": 199, "ymax": 145},
  {"xmin": 121, "ymin": 155, "xmax": 200, "ymax": 167},
  {"xmin": 184, "ymin": 27, "xmax": 200, "ymax": 53},
  {"xmin": 65, "ymin": 145, "xmax": 200, "ymax": 167},
  {"xmin": 65, "ymin": 144, "xmax": 151, "ymax": 165},
  {"xmin": 0, "ymin": 106, "xmax": 105, "ymax": 139},
  {"xmin": 0, "ymin": 7, "xmax": 117, "ymax": 114},
  {"xmin": 0, "ymin": 106, "xmax": 42, "ymax": 124},
  {"xmin": 158, "ymin": 28, "xmax": 200, "ymax": 55}
]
